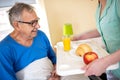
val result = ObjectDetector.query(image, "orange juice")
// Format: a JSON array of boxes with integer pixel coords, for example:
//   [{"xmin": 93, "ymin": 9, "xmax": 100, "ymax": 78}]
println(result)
[{"xmin": 63, "ymin": 37, "xmax": 71, "ymax": 51}]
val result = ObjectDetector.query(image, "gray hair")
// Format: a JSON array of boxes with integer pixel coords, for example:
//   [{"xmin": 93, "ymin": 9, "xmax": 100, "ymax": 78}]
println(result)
[{"xmin": 8, "ymin": 2, "xmax": 34, "ymax": 26}]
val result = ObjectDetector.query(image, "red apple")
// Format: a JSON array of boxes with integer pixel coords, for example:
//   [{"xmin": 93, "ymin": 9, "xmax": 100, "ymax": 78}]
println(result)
[{"xmin": 83, "ymin": 52, "xmax": 98, "ymax": 65}]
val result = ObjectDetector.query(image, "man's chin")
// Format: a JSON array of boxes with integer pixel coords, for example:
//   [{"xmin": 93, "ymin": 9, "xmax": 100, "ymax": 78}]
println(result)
[{"xmin": 33, "ymin": 32, "xmax": 37, "ymax": 37}]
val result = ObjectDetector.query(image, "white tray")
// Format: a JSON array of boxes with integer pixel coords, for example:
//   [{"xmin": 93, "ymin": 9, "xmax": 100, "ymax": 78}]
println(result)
[{"xmin": 56, "ymin": 40, "xmax": 119, "ymax": 76}]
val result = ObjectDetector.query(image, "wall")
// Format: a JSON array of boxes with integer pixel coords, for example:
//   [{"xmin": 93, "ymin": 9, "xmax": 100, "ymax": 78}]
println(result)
[{"xmin": 39, "ymin": 0, "xmax": 98, "ymax": 46}]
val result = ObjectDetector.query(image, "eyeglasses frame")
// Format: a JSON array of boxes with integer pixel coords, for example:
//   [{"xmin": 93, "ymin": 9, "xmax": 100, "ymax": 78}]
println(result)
[{"xmin": 17, "ymin": 18, "xmax": 40, "ymax": 27}]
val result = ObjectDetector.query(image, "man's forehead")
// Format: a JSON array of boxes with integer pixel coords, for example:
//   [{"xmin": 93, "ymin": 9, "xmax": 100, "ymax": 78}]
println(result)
[{"xmin": 21, "ymin": 10, "xmax": 38, "ymax": 21}]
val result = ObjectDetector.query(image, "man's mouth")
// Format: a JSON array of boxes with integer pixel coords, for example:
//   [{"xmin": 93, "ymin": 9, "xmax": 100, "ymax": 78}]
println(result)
[
  {"xmin": 32, "ymin": 29, "xmax": 37, "ymax": 32},
  {"xmin": 32, "ymin": 30, "xmax": 37, "ymax": 32}
]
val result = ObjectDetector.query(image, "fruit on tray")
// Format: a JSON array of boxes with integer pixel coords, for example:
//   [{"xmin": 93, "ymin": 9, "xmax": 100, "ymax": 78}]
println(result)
[
  {"xmin": 75, "ymin": 43, "xmax": 92, "ymax": 56},
  {"xmin": 83, "ymin": 52, "xmax": 98, "ymax": 64}
]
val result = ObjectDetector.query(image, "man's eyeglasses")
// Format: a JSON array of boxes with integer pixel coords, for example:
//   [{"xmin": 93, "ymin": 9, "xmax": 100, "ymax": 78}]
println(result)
[{"xmin": 18, "ymin": 18, "xmax": 40, "ymax": 27}]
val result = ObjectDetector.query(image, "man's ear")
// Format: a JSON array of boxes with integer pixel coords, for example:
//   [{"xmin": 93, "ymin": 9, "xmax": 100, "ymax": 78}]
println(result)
[{"xmin": 13, "ymin": 21, "xmax": 20, "ymax": 31}]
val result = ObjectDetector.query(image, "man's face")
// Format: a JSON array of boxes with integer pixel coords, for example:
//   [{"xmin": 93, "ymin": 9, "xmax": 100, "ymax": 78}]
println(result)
[{"xmin": 18, "ymin": 10, "xmax": 40, "ymax": 39}]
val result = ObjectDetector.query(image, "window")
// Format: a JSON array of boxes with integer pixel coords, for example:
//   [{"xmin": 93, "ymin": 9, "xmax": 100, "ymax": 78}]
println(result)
[{"xmin": 0, "ymin": 0, "xmax": 36, "ymax": 8}]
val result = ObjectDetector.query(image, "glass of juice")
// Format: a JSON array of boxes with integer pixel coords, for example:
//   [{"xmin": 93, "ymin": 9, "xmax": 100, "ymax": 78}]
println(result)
[{"xmin": 63, "ymin": 23, "xmax": 73, "ymax": 51}]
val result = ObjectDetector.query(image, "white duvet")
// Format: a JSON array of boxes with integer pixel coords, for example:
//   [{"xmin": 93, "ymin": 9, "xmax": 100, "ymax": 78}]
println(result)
[{"xmin": 16, "ymin": 57, "xmax": 89, "ymax": 80}]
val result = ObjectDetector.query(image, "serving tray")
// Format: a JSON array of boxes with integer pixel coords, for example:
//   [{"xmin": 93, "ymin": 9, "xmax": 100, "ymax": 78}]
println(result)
[{"xmin": 56, "ymin": 40, "xmax": 119, "ymax": 76}]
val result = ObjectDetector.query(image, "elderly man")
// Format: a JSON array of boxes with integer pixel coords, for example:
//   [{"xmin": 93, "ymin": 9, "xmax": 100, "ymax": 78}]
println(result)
[{"xmin": 0, "ymin": 2, "xmax": 59, "ymax": 80}]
